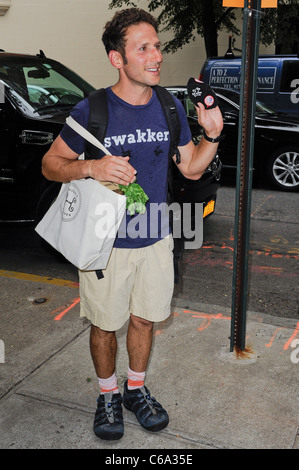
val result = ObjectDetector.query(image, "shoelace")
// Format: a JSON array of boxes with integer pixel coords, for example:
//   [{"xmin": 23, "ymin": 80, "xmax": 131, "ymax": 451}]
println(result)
[
  {"xmin": 140, "ymin": 387, "xmax": 157, "ymax": 415},
  {"xmin": 104, "ymin": 392, "xmax": 116, "ymax": 423}
]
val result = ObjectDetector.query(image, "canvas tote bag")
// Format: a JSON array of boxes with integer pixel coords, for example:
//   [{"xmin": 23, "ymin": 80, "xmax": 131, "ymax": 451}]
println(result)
[{"xmin": 35, "ymin": 116, "xmax": 127, "ymax": 271}]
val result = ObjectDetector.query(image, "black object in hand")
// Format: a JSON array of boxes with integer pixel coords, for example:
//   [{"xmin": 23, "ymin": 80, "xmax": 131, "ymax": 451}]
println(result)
[{"xmin": 187, "ymin": 78, "xmax": 218, "ymax": 110}]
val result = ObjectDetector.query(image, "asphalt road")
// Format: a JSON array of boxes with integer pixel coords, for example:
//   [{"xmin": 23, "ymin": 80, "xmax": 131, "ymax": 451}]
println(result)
[
  {"xmin": 174, "ymin": 183, "xmax": 299, "ymax": 320},
  {"xmin": 0, "ymin": 183, "xmax": 298, "ymax": 321}
]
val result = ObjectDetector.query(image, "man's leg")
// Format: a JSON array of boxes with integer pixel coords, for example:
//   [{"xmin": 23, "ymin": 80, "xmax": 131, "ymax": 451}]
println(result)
[
  {"xmin": 123, "ymin": 313, "xmax": 169, "ymax": 432},
  {"xmin": 126, "ymin": 313, "xmax": 153, "ymax": 373},
  {"xmin": 90, "ymin": 324, "xmax": 124, "ymax": 440},
  {"xmin": 122, "ymin": 238, "xmax": 173, "ymax": 432},
  {"xmin": 90, "ymin": 324, "xmax": 117, "ymax": 379}
]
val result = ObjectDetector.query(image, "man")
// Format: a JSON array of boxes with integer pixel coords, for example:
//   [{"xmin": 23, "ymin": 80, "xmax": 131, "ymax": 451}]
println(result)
[{"xmin": 42, "ymin": 8, "xmax": 223, "ymax": 440}]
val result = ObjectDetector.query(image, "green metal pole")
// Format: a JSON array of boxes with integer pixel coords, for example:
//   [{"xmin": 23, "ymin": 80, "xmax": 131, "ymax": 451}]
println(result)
[{"xmin": 230, "ymin": 0, "xmax": 262, "ymax": 352}]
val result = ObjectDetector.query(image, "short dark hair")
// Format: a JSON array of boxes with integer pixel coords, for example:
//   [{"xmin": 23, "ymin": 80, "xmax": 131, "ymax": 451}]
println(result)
[{"xmin": 102, "ymin": 8, "xmax": 158, "ymax": 60}]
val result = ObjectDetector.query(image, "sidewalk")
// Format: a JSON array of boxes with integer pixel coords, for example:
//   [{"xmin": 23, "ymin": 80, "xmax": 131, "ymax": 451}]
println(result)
[{"xmin": 0, "ymin": 277, "xmax": 298, "ymax": 449}]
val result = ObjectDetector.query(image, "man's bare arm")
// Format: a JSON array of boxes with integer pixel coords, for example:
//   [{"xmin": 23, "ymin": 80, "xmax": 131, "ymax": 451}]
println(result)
[
  {"xmin": 42, "ymin": 135, "xmax": 137, "ymax": 185},
  {"xmin": 176, "ymin": 103, "xmax": 223, "ymax": 180}
]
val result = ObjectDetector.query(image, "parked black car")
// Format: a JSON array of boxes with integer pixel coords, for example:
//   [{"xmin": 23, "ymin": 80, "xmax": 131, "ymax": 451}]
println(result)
[
  {"xmin": 0, "ymin": 51, "xmax": 221, "ymax": 224},
  {"xmin": 0, "ymin": 51, "xmax": 94, "ymax": 222},
  {"xmin": 167, "ymin": 86, "xmax": 299, "ymax": 192}
]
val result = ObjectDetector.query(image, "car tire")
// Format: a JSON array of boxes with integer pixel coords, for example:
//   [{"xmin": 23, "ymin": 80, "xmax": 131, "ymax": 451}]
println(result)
[
  {"xmin": 35, "ymin": 182, "xmax": 67, "ymax": 261},
  {"xmin": 267, "ymin": 147, "xmax": 299, "ymax": 191}
]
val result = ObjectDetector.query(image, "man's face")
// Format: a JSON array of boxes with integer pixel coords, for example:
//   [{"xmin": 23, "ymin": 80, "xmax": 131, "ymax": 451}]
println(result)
[{"xmin": 121, "ymin": 22, "xmax": 163, "ymax": 87}]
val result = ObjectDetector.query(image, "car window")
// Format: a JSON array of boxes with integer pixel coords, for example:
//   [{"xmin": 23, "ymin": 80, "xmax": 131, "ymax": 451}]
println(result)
[
  {"xmin": 167, "ymin": 88, "xmax": 197, "ymax": 118},
  {"xmin": 280, "ymin": 60, "xmax": 299, "ymax": 92},
  {"xmin": 0, "ymin": 59, "xmax": 93, "ymax": 117},
  {"xmin": 184, "ymin": 94, "xmax": 197, "ymax": 118}
]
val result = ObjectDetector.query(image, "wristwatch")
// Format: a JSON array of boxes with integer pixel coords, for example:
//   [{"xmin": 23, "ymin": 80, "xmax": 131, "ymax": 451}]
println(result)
[{"xmin": 203, "ymin": 130, "xmax": 225, "ymax": 143}]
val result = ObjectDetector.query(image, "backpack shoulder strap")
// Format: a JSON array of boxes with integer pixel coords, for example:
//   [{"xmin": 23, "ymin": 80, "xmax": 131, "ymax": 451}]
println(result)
[
  {"xmin": 153, "ymin": 85, "xmax": 181, "ymax": 164},
  {"xmin": 85, "ymin": 88, "xmax": 108, "ymax": 160}
]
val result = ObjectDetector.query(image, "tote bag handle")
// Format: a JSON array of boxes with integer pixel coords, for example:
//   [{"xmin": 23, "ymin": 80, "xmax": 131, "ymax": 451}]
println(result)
[
  {"xmin": 66, "ymin": 115, "xmax": 112, "ymax": 156},
  {"xmin": 65, "ymin": 116, "xmax": 120, "ymax": 191}
]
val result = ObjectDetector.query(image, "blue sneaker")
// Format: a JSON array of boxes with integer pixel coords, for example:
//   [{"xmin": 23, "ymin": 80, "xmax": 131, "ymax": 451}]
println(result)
[
  {"xmin": 123, "ymin": 381, "xmax": 169, "ymax": 432},
  {"xmin": 93, "ymin": 392, "xmax": 124, "ymax": 440}
]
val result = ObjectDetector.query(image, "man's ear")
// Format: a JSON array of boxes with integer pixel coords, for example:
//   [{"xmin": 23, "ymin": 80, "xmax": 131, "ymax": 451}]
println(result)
[{"xmin": 108, "ymin": 50, "xmax": 123, "ymax": 69}]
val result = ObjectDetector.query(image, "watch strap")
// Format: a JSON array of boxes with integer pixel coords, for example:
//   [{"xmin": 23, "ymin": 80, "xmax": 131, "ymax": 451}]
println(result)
[{"xmin": 203, "ymin": 130, "xmax": 225, "ymax": 143}]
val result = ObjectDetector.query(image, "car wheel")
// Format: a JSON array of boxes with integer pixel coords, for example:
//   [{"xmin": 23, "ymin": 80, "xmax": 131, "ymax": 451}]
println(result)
[{"xmin": 267, "ymin": 147, "xmax": 299, "ymax": 191}]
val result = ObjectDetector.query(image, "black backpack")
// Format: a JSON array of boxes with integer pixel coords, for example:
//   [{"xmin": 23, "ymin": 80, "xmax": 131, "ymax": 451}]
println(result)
[{"xmin": 84, "ymin": 86, "xmax": 184, "ymax": 282}]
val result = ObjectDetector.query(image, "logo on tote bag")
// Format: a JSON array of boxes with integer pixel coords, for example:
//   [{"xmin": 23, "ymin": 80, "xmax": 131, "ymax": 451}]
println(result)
[{"xmin": 62, "ymin": 183, "xmax": 82, "ymax": 221}]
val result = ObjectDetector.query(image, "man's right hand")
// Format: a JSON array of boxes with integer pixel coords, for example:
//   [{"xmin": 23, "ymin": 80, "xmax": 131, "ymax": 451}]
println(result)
[{"xmin": 89, "ymin": 155, "xmax": 137, "ymax": 186}]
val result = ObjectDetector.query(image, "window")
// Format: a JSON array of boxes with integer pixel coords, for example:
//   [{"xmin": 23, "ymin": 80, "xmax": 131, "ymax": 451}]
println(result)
[
  {"xmin": 280, "ymin": 60, "xmax": 299, "ymax": 92},
  {"xmin": 0, "ymin": 58, "xmax": 93, "ymax": 117}
]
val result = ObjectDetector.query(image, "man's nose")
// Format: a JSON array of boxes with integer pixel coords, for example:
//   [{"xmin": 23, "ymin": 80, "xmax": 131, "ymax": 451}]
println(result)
[{"xmin": 151, "ymin": 47, "xmax": 162, "ymax": 62}]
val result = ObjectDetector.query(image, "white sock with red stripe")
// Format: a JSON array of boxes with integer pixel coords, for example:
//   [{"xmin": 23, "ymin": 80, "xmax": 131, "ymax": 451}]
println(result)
[
  {"xmin": 127, "ymin": 367, "xmax": 146, "ymax": 390},
  {"xmin": 98, "ymin": 373, "xmax": 119, "ymax": 394}
]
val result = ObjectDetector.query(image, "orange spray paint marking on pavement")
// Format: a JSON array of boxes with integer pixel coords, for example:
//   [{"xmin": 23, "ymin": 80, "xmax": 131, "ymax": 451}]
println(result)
[
  {"xmin": 197, "ymin": 318, "xmax": 213, "ymax": 331},
  {"xmin": 184, "ymin": 310, "xmax": 231, "ymax": 332},
  {"xmin": 265, "ymin": 327, "xmax": 286, "ymax": 348},
  {"xmin": 154, "ymin": 330, "xmax": 163, "ymax": 336},
  {"xmin": 283, "ymin": 322, "xmax": 299, "ymax": 351},
  {"xmin": 266, "ymin": 323, "xmax": 299, "ymax": 351},
  {"xmin": 182, "ymin": 309, "xmax": 299, "ymax": 355},
  {"xmin": 221, "ymin": 243, "xmax": 234, "ymax": 252},
  {"xmin": 53, "ymin": 297, "xmax": 80, "ymax": 321}
]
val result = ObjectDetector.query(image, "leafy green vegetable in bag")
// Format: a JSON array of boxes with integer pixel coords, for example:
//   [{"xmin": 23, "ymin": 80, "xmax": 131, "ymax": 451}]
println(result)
[{"xmin": 118, "ymin": 182, "xmax": 149, "ymax": 216}]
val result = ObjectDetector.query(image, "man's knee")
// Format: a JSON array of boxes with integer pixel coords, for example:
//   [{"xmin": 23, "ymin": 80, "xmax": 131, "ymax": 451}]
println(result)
[
  {"xmin": 129, "ymin": 313, "xmax": 153, "ymax": 331},
  {"xmin": 90, "ymin": 324, "xmax": 117, "ymax": 343}
]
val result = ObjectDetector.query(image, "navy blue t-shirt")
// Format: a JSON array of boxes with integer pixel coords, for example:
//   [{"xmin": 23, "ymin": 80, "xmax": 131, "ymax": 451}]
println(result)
[{"xmin": 60, "ymin": 87, "xmax": 192, "ymax": 249}]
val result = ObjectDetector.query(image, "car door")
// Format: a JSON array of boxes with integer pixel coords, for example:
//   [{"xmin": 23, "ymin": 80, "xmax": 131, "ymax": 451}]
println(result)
[
  {"xmin": 0, "ymin": 85, "xmax": 23, "ymax": 221},
  {"xmin": 0, "ymin": 85, "xmax": 16, "ymax": 185}
]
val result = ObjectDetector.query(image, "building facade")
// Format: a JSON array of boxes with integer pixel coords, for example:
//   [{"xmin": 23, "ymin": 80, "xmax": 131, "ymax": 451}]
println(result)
[{"xmin": 0, "ymin": 0, "xmax": 273, "ymax": 88}]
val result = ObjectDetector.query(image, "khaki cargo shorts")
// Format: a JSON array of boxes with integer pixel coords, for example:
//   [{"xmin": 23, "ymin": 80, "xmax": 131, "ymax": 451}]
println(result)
[{"xmin": 78, "ymin": 236, "xmax": 174, "ymax": 331}]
